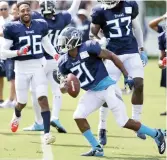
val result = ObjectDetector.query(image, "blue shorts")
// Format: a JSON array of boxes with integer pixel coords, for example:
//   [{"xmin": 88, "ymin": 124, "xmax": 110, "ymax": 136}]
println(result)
[{"xmin": 5, "ymin": 59, "xmax": 15, "ymax": 81}]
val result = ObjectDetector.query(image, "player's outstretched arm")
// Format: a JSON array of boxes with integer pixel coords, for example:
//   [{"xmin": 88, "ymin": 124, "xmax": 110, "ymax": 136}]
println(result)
[
  {"xmin": 98, "ymin": 49, "xmax": 128, "ymax": 77},
  {"xmin": 149, "ymin": 12, "xmax": 167, "ymax": 32},
  {"xmin": 67, "ymin": 0, "xmax": 81, "ymax": 18},
  {"xmin": 41, "ymin": 35, "xmax": 59, "ymax": 60}
]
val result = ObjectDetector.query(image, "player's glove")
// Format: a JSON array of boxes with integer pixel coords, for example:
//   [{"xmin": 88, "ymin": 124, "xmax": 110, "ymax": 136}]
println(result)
[
  {"xmin": 140, "ymin": 51, "xmax": 148, "ymax": 67},
  {"xmin": 158, "ymin": 57, "xmax": 167, "ymax": 69},
  {"xmin": 162, "ymin": 57, "xmax": 167, "ymax": 67},
  {"xmin": 17, "ymin": 46, "xmax": 29, "ymax": 56},
  {"xmin": 0, "ymin": 60, "xmax": 5, "ymax": 72},
  {"xmin": 53, "ymin": 54, "xmax": 60, "ymax": 61},
  {"xmin": 99, "ymin": 37, "xmax": 108, "ymax": 49},
  {"xmin": 124, "ymin": 76, "xmax": 134, "ymax": 90}
]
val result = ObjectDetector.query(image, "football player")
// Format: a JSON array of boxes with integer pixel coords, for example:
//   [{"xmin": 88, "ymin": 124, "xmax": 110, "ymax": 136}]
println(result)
[
  {"xmin": 57, "ymin": 27, "xmax": 166, "ymax": 156},
  {"xmin": 1, "ymin": 1, "xmax": 59, "ymax": 144},
  {"xmin": 23, "ymin": 0, "xmax": 81, "ymax": 132},
  {"xmin": 149, "ymin": 13, "xmax": 167, "ymax": 116},
  {"xmin": 90, "ymin": 0, "xmax": 148, "ymax": 145}
]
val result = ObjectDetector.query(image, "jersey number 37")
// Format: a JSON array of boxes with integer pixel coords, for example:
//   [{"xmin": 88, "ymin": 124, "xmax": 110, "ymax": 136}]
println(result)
[{"xmin": 107, "ymin": 16, "xmax": 131, "ymax": 38}]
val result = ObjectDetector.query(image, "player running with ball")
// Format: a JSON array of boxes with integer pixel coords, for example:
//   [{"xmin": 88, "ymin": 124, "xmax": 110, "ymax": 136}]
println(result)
[{"xmin": 56, "ymin": 27, "xmax": 166, "ymax": 156}]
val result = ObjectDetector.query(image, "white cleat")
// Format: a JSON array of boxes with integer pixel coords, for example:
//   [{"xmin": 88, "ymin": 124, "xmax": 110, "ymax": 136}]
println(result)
[
  {"xmin": 0, "ymin": 99, "xmax": 16, "ymax": 108},
  {"xmin": 44, "ymin": 133, "xmax": 56, "ymax": 145}
]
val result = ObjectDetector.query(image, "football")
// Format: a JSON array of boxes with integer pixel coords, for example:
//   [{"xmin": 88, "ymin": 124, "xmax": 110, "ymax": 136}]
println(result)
[{"xmin": 66, "ymin": 73, "xmax": 80, "ymax": 98}]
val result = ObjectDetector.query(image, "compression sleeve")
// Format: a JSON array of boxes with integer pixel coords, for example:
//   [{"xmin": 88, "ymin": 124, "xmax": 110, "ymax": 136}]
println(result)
[
  {"xmin": 41, "ymin": 35, "xmax": 57, "ymax": 57},
  {"xmin": 1, "ymin": 38, "xmax": 17, "ymax": 59},
  {"xmin": 132, "ymin": 18, "xmax": 144, "ymax": 49},
  {"xmin": 67, "ymin": 0, "xmax": 81, "ymax": 18}
]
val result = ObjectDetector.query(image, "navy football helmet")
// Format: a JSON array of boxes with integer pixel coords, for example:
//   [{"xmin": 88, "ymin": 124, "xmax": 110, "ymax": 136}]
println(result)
[
  {"xmin": 57, "ymin": 27, "xmax": 82, "ymax": 53},
  {"xmin": 40, "ymin": 0, "xmax": 57, "ymax": 15},
  {"xmin": 97, "ymin": 0, "xmax": 120, "ymax": 9}
]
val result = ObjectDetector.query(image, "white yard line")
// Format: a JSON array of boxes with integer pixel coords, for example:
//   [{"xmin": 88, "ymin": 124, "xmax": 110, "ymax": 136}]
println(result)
[{"xmin": 40, "ymin": 132, "xmax": 54, "ymax": 160}]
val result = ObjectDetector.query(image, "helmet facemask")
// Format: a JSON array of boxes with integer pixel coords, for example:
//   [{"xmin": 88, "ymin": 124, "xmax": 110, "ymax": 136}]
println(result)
[
  {"xmin": 98, "ymin": 0, "xmax": 121, "ymax": 10},
  {"xmin": 57, "ymin": 28, "xmax": 82, "ymax": 54},
  {"xmin": 40, "ymin": 0, "xmax": 57, "ymax": 16}
]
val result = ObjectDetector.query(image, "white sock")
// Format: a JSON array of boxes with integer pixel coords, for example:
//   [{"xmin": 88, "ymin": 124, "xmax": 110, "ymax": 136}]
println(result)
[
  {"xmin": 31, "ymin": 91, "xmax": 43, "ymax": 125},
  {"xmin": 51, "ymin": 95, "xmax": 62, "ymax": 121},
  {"xmin": 98, "ymin": 106, "xmax": 109, "ymax": 130},
  {"xmin": 132, "ymin": 105, "xmax": 143, "ymax": 121}
]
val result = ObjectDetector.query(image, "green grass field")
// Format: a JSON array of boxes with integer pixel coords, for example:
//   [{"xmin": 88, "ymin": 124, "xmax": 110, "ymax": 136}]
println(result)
[{"xmin": 0, "ymin": 60, "xmax": 166, "ymax": 160}]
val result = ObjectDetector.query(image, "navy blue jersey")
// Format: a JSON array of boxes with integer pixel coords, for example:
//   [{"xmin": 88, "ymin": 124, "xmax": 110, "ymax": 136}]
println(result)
[
  {"xmin": 3, "ymin": 19, "xmax": 48, "ymax": 61},
  {"xmin": 44, "ymin": 11, "xmax": 71, "ymax": 59},
  {"xmin": 58, "ymin": 40, "xmax": 116, "ymax": 91},
  {"xmin": 91, "ymin": 0, "xmax": 139, "ymax": 55},
  {"xmin": 158, "ymin": 32, "xmax": 166, "ymax": 51},
  {"xmin": 32, "ymin": 11, "xmax": 43, "ymax": 19},
  {"xmin": 32, "ymin": 11, "xmax": 71, "ymax": 59}
]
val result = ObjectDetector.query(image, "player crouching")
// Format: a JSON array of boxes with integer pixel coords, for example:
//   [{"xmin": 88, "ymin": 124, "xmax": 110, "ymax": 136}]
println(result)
[{"xmin": 56, "ymin": 27, "xmax": 166, "ymax": 156}]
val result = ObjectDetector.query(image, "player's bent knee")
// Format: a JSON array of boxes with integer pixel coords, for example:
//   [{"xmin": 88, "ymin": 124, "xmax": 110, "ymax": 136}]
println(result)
[
  {"xmin": 17, "ymin": 96, "xmax": 28, "ymax": 105},
  {"xmin": 134, "ymin": 79, "xmax": 143, "ymax": 92},
  {"xmin": 36, "ymin": 84, "xmax": 48, "ymax": 99},
  {"xmin": 117, "ymin": 118, "xmax": 129, "ymax": 128},
  {"xmin": 73, "ymin": 110, "xmax": 87, "ymax": 119}
]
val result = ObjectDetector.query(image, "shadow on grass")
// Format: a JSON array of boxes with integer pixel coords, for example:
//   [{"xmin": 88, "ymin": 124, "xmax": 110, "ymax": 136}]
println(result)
[
  {"xmin": 52, "ymin": 144, "xmax": 166, "ymax": 160},
  {"xmin": 0, "ymin": 132, "xmax": 40, "ymax": 136},
  {"xmin": 52, "ymin": 143, "xmax": 124, "ymax": 150},
  {"xmin": 103, "ymin": 154, "xmax": 166, "ymax": 160},
  {"xmin": 66, "ymin": 132, "xmax": 135, "ymax": 139}
]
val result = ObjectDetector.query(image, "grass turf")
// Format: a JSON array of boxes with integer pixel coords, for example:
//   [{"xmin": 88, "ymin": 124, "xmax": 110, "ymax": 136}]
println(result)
[{"xmin": 0, "ymin": 60, "xmax": 166, "ymax": 160}]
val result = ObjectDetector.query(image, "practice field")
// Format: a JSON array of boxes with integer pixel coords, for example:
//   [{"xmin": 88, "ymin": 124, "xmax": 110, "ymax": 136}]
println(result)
[{"xmin": 0, "ymin": 60, "xmax": 166, "ymax": 160}]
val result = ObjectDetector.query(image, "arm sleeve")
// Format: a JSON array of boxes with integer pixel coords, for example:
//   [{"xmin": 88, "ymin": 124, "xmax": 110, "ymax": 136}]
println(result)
[
  {"xmin": 67, "ymin": 0, "xmax": 81, "ymax": 18},
  {"xmin": 1, "ymin": 38, "xmax": 18, "ymax": 59},
  {"xmin": 131, "ymin": 1, "xmax": 139, "ymax": 20},
  {"xmin": 132, "ymin": 18, "xmax": 144, "ymax": 48},
  {"xmin": 86, "ymin": 40, "xmax": 102, "ymax": 56},
  {"xmin": 41, "ymin": 35, "xmax": 57, "ymax": 57}
]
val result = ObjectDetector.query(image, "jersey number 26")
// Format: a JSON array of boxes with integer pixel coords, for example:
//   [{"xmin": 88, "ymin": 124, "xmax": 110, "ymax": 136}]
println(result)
[{"xmin": 19, "ymin": 35, "xmax": 42, "ymax": 55}]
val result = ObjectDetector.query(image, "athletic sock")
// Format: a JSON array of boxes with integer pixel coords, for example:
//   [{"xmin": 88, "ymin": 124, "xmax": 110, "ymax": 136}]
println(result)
[
  {"xmin": 83, "ymin": 129, "xmax": 100, "ymax": 150},
  {"xmin": 41, "ymin": 111, "xmax": 50, "ymax": 134},
  {"xmin": 51, "ymin": 95, "xmax": 62, "ymax": 120},
  {"xmin": 15, "ymin": 107, "xmax": 21, "ymax": 117},
  {"xmin": 137, "ymin": 124, "xmax": 157, "ymax": 138},
  {"xmin": 98, "ymin": 107, "xmax": 109, "ymax": 130},
  {"xmin": 132, "ymin": 105, "xmax": 143, "ymax": 121},
  {"xmin": 31, "ymin": 92, "xmax": 43, "ymax": 125}
]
